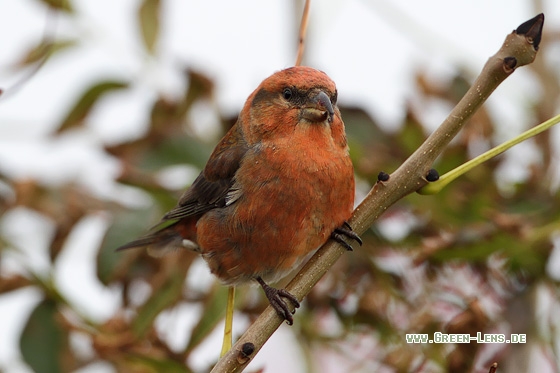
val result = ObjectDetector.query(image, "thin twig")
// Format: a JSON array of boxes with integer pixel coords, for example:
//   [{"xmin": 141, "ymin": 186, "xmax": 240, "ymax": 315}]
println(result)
[
  {"xmin": 420, "ymin": 113, "xmax": 560, "ymax": 195},
  {"xmin": 211, "ymin": 14, "xmax": 544, "ymax": 373},
  {"xmin": 294, "ymin": 0, "xmax": 311, "ymax": 66}
]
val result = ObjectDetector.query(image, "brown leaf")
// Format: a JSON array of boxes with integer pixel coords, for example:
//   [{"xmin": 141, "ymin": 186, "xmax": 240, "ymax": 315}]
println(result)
[{"xmin": 0, "ymin": 274, "xmax": 33, "ymax": 294}]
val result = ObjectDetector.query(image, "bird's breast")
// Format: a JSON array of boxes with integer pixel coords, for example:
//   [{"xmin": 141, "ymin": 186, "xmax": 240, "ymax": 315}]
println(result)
[{"xmin": 196, "ymin": 131, "xmax": 354, "ymax": 285}]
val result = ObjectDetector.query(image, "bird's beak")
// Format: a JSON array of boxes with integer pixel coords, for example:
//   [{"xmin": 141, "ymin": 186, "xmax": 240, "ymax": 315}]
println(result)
[{"xmin": 301, "ymin": 90, "xmax": 334, "ymax": 123}]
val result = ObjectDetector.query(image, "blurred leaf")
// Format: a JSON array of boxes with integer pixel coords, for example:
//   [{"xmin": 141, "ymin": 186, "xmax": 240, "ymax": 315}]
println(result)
[
  {"xmin": 38, "ymin": 0, "xmax": 73, "ymax": 12},
  {"xmin": 50, "ymin": 202, "xmax": 87, "ymax": 262},
  {"xmin": 341, "ymin": 105, "xmax": 408, "ymax": 180},
  {"xmin": 138, "ymin": 0, "xmax": 160, "ymax": 54},
  {"xmin": 115, "ymin": 172, "xmax": 178, "ymax": 212},
  {"xmin": 339, "ymin": 106, "xmax": 387, "ymax": 164},
  {"xmin": 123, "ymin": 354, "xmax": 190, "ymax": 373},
  {"xmin": 0, "ymin": 275, "xmax": 32, "ymax": 294},
  {"xmin": 16, "ymin": 39, "xmax": 77, "ymax": 67},
  {"xmin": 398, "ymin": 110, "xmax": 427, "ymax": 156},
  {"xmin": 132, "ymin": 269, "xmax": 185, "ymax": 337},
  {"xmin": 98, "ymin": 208, "xmax": 157, "ymax": 285},
  {"xmin": 184, "ymin": 284, "xmax": 228, "ymax": 355},
  {"xmin": 429, "ymin": 231, "xmax": 547, "ymax": 273},
  {"xmin": 56, "ymin": 80, "xmax": 128, "ymax": 134},
  {"xmin": 182, "ymin": 69, "xmax": 215, "ymax": 112},
  {"xmin": 431, "ymin": 238, "xmax": 504, "ymax": 262},
  {"xmin": 341, "ymin": 106, "xmax": 385, "ymax": 144},
  {"xmin": 139, "ymin": 135, "xmax": 212, "ymax": 171},
  {"xmin": 20, "ymin": 299, "xmax": 67, "ymax": 373}
]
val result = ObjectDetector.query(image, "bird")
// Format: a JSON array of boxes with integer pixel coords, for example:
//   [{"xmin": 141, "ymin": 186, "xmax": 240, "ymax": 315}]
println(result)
[{"xmin": 117, "ymin": 66, "xmax": 361, "ymax": 328}]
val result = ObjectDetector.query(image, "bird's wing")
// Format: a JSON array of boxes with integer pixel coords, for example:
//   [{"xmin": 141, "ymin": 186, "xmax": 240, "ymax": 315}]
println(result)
[
  {"xmin": 115, "ymin": 122, "xmax": 248, "ymax": 253},
  {"xmin": 162, "ymin": 123, "xmax": 248, "ymax": 221}
]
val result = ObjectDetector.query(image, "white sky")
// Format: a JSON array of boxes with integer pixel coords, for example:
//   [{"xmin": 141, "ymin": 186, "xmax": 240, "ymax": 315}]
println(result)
[{"xmin": 0, "ymin": 1, "xmax": 559, "ymax": 372}]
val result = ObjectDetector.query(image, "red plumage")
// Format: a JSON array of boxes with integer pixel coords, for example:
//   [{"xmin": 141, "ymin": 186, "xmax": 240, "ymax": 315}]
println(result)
[{"xmin": 117, "ymin": 66, "xmax": 360, "ymax": 323}]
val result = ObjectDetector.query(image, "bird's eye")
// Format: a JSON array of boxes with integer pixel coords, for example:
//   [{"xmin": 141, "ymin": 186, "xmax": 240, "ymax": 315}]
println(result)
[
  {"xmin": 332, "ymin": 90, "xmax": 338, "ymax": 105},
  {"xmin": 282, "ymin": 88, "xmax": 293, "ymax": 100}
]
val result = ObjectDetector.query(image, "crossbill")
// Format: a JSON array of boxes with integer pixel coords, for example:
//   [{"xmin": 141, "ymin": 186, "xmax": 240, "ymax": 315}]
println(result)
[{"xmin": 117, "ymin": 66, "xmax": 361, "ymax": 324}]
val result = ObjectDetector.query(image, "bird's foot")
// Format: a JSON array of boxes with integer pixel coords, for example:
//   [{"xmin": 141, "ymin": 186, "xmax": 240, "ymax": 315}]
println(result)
[
  {"xmin": 331, "ymin": 221, "xmax": 363, "ymax": 251},
  {"xmin": 256, "ymin": 277, "xmax": 300, "ymax": 325}
]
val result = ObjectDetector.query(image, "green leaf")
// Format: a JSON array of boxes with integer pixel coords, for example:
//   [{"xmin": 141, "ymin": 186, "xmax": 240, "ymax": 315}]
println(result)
[
  {"xmin": 138, "ymin": 0, "xmax": 161, "ymax": 54},
  {"xmin": 341, "ymin": 106, "xmax": 386, "ymax": 145},
  {"xmin": 16, "ymin": 39, "xmax": 77, "ymax": 67},
  {"xmin": 184, "ymin": 284, "xmax": 228, "ymax": 354},
  {"xmin": 56, "ymin": 80, "xmax": 128, "ymax": 134},
  {"xmin": 132, "ymin": 270, "xmax": 185, "ymax": 337},
  {"xmin": 398, "ymin": 114, "xmax": 427, "ymax": 156},
  {"xmin": 38, "ymin": 0, "xmax": 73, "ymax": 12},
  {"xmin": 123, "ymin": 354, "xmax": 191, "ymax": 373},
  {"xmin": 20, "ymin": 299, "xmax": 67, "ymax": 373},
  {"xmin": 139, "ymin": 135, "xmax": 212, "ymax": 171},
  {"xmin": 97, "ymin": 208, "xmax": 157, "ymax": 285}
]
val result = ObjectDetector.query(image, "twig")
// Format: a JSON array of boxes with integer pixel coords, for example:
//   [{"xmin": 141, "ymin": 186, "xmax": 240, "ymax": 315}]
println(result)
[
  {"xmin": 294, "ymin": 0, "xmax": 311, "ymax": 66},
  {"xmin": 420, "ymin": 112, "xmax": 560, "ymax": 195},
  {"xmin": 211, "ymin": 13, "xmax": 544, "ymax": 373}
]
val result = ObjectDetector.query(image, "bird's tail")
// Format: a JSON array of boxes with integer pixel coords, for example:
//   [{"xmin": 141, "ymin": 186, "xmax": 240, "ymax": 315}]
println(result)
[{"xmin": 116, "ymin": 218, "xmax": 199, "ymax": 257}]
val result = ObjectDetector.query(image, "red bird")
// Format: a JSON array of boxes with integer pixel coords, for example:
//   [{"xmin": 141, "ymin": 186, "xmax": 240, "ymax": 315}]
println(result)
[{"xmin": 117, "ymin": 66, "xmax": 361, "ymax": 324}]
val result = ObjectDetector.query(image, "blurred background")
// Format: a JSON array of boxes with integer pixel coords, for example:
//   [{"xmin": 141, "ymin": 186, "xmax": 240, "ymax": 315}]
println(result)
[{"xmin": 1, "ymin": 0, "xmax": 560, "ymax": 372}]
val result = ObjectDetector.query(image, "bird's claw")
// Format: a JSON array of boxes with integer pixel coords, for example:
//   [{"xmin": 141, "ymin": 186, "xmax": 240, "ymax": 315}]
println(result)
[
  {"xmin": 331, "ymin": 222, "xmax": 363, "ymax": 251},
  {"xmin": 256, "ymin": 277, "xmax": 300, "ymax": 325}
]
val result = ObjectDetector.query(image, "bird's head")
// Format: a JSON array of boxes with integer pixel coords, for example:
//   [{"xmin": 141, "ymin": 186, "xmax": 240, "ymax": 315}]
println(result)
[{"xmin": 240, "ymin": 66, "xmax": 344, "ymax": 145}]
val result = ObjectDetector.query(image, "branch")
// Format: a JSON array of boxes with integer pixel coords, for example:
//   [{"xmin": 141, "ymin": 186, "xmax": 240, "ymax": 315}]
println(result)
[
  {"xmin": 211, "ymin": 13, "xmax": 544, "ymax": 373},
  {"xmin": 294, "ymin": 0, "xmax": 311, "ymax": 66}
]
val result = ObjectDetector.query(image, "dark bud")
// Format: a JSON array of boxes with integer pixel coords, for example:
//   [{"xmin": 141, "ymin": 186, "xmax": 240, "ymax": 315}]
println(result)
[
  {"xmin": 503, "ymin": 57, "xmax": 517, "ymax": 72},
  {"xmin": 237, "ymin": 342, "xmax": 256, "ymax": 364},
  {"xmin": 377, "ymin": 171, "xmax": 390, "ymax": 182},
  {"xmin": 241, "ymin": 342, "xmax": 255, "ymax": 357},
  {"xmin": 426, "ymin": 169, "xmax": 440, "ymax": 182},
  {"xmin": 515, "ymin": 13, "xmax": 544, "ymax": 50}
]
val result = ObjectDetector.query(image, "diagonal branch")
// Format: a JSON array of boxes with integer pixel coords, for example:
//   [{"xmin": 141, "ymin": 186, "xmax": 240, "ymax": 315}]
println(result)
[{"xmin": 211, "ymin": 13, "xmax": 544, "ymax": 373}]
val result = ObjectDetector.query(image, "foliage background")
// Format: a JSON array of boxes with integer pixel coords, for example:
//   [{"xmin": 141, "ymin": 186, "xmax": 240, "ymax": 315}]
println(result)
[{"xmin": 1, "ymin": 0, "xmax": 560, "ymax": 372}]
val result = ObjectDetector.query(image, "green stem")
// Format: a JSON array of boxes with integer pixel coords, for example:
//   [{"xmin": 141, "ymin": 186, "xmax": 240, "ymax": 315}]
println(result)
[
  {"xmin": 220, "ymin": 286, "xmax": 235, "ymax": 358},
  {"xmin": 419, "ymin": 113, "xmax": 560, "ymax": 195}
]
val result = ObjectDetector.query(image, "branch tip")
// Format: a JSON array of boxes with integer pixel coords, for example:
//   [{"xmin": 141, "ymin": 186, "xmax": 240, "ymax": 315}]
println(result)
[{"xmin": 515, "ymin": 13, "xmax": 544, "ymax": 50}]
